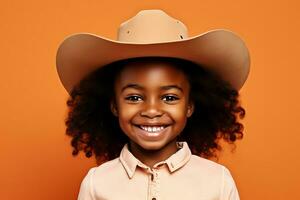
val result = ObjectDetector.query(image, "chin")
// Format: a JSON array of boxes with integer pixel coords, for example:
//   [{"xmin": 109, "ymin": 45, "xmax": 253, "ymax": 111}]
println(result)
[{"xmin": 136, "ymin": 140, "xmax": 167, "ymax": 151}]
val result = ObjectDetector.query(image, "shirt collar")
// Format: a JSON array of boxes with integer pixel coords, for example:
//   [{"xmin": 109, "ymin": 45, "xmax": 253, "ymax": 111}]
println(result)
[{"xmin": 119, "ymin": 141, "xmax": 192, "ymax": 179}]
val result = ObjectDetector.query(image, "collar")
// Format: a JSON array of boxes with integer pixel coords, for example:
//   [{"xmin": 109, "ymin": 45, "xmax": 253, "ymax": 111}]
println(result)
[{"xmin": 119, "ymin": 141, "xmax": 192, "ymax": 179}]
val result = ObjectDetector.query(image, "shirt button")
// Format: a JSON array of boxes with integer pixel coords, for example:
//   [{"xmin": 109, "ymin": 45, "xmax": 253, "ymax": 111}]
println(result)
[{"xmin": 152, "ymin": 198, "xmax": 156, "ymax": 200}]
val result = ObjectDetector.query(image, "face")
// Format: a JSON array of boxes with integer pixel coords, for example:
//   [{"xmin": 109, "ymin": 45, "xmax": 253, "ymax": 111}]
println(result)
[{"xmin": 111, "ymin": 60, "xmax": 194, "ymax": 155}]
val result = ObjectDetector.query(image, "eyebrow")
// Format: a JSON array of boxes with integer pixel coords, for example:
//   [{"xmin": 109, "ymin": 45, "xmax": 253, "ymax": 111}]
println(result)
[{"xmin": 121, "ymin": 83, "xmax": 183, "ymax": 93}]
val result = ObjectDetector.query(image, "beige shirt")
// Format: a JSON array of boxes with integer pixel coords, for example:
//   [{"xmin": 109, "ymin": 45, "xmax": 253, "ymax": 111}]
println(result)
[{"xmin": 77, "ymin": 141, "xmax": 240, "ymax": 200}]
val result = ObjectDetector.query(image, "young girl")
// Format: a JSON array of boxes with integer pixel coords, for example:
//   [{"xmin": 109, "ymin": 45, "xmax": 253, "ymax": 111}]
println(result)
[{"xmin": 56, "ymin": 9, "xmax": 250, "ymax": 200}]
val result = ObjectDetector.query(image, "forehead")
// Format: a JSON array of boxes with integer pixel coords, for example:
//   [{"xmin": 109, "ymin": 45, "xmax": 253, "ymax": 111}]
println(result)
[{"xmin": 114, "ymin": 59, "xmax": 190, "ymax": 89}]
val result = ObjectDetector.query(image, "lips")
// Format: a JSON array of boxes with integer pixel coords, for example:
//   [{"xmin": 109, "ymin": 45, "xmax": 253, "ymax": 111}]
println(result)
[
  {"xmin": 139, "ymin": 125, "xmax": 166, "ymax": 133},
  {"xmin": 133, "ymin": 124, "xmax": 170, "ymax": 139}
]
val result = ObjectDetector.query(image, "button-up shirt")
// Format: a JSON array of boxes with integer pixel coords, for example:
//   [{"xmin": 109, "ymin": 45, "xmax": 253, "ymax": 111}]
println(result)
[{"xmin": 77, "ymin": 141, "xmax": 240, "ymax": 200}]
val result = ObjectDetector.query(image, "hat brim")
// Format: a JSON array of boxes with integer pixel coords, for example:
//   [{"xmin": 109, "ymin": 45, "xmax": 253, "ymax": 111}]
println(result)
[{"xmin": 56, "ymin": 29, "xmax": 250, "ymax": 94}]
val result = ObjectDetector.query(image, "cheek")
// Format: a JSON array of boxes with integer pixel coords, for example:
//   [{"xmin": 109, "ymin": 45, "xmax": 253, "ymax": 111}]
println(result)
[
  {"xmin": 168, "ymin": 103, "xmax": 190, "ymax": 120},
  {"xmin": 118, "ymin": 104, "xmax": 139, "ymax": 119},
  {"xmin": 168, "ymin": 103, "xmax": 190, "ymax": 132},
  {"xmin": 117, "ymin": 104, "xmax": 139, "ymax": 132},
  {"xmin": 117, "ymin": 111, "xmax": 133, "ymax": 138}
]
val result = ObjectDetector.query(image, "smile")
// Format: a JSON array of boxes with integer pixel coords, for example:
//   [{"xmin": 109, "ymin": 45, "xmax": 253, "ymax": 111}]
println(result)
[
  {"xmin": 139, "ymin": 125, "xmax": 165, "ymax": 133},
  {"xmin": 134, "ymin": 124, "xmax": 170, "ymax": 138}
]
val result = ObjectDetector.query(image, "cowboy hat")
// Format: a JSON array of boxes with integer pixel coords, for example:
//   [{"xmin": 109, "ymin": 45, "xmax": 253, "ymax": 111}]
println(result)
[{"xmin": 56, "ymin": 9, "xmax": 250, "ymax": 94}]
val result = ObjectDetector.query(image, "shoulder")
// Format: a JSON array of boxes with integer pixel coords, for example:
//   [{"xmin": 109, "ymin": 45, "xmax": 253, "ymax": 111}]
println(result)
[
  {"xmin": 94, "ymin": 157, "xmax": 121, "ymax": 172},
  {"xmin": 185, "ymin": 155, "xmax": 240, "ymax": 199},
  {"xmin": 185, "ymin": 155, "xmax": 236, "ymax": 182},
  {"xmin": 77, "ymin": 158, "xmax": 123, "ymax": 200},
  {"xmin": 80, "ymin": 157, "xmax": 122, "ymax": 184},
  {"xmin": 83, "ymin": 157, "xmax": 128, "ymax": 186},
  {"xmin": 90, "ymin": 157, "xmax": 123, "ymax": 178},
  {"xmin": 188, "ymin": 154, "xmax": 225, "ymax": 172}
]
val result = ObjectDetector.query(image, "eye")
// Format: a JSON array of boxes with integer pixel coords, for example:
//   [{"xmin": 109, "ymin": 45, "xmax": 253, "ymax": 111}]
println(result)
[
  {"xmin": 162, "ymin": 95, "xmax": 179, "ymax": 102},
  {"xmin": 125, "ymin": 95, "xmax": 143, "ymax": 102}
]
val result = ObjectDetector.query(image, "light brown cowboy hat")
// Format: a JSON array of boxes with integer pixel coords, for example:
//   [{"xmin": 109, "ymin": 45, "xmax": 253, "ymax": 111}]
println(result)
[{"xmin": 56, "ymin": 9, "xmax": 250, "ymax": 94}]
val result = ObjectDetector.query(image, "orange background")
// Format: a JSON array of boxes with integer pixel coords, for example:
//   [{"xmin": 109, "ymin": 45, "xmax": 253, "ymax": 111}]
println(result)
[{"xmin": 1, "ymin": 0, "xmax": 299, "ymax": 199}]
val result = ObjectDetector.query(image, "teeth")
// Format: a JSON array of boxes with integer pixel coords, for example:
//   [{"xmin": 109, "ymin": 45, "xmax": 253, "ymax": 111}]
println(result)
[{"xmin": 140, "ymin": 125, "xmax": 165, "ymax": 132}]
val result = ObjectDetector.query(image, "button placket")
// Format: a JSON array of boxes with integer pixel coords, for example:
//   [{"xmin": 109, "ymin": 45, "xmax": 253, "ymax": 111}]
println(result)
[
  {"xmin": 146, "ymin": 168, "xmax": 155, "ymax": 200},
  {"xmin": 150, "ymin": 169, "xmax": 160, "ymax": 200}
]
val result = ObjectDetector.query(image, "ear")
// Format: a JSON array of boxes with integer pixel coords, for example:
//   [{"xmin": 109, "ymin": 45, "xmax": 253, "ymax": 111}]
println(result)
[
  {"xmin": 186, "ymin": 100, "xmax": 194, "ymax": 118},
  {"xmin": 110, "ymin": 99, "xmax": 118, "ymax": 117}
]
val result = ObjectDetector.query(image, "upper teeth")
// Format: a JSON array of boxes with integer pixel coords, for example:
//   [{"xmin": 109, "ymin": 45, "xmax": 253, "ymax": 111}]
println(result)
[{"xmin": 140, "ymin": 126, "xmax": 165, "ymax": 132}]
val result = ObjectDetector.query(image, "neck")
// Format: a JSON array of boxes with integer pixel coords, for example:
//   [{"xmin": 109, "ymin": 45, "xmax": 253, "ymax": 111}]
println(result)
[{"xmin": 129, "ymin": 139, "xmax": 179, "ymax": 168}]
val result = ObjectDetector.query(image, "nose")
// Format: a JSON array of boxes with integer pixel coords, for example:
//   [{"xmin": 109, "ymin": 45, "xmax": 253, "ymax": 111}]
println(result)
[{"xmin": 140, "ymin": 99, "xmax": 163, "ymax": 118}]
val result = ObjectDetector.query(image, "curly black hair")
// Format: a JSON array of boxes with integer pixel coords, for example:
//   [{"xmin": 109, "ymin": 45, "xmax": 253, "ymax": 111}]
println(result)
[{"xmin": 65, "ymin": 57, "xmax": 245, "ymax": 165}]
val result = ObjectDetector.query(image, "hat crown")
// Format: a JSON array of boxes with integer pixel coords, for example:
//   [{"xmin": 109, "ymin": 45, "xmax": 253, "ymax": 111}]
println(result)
[{"xmin": 117, "ymin": 9, "xmax": 189, "ymax": 43}]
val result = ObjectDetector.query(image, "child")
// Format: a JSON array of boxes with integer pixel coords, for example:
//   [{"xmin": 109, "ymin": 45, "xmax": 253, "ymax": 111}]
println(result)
[{"xmin": 56, "ymin": 9, "xmax": 250, "ymax": 200}]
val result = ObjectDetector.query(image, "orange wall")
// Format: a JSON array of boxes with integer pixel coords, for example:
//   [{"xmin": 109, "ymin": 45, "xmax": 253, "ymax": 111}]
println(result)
[{"xmin": 1, "ymin": 0, "xmax": 299, "ymax": 199}]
